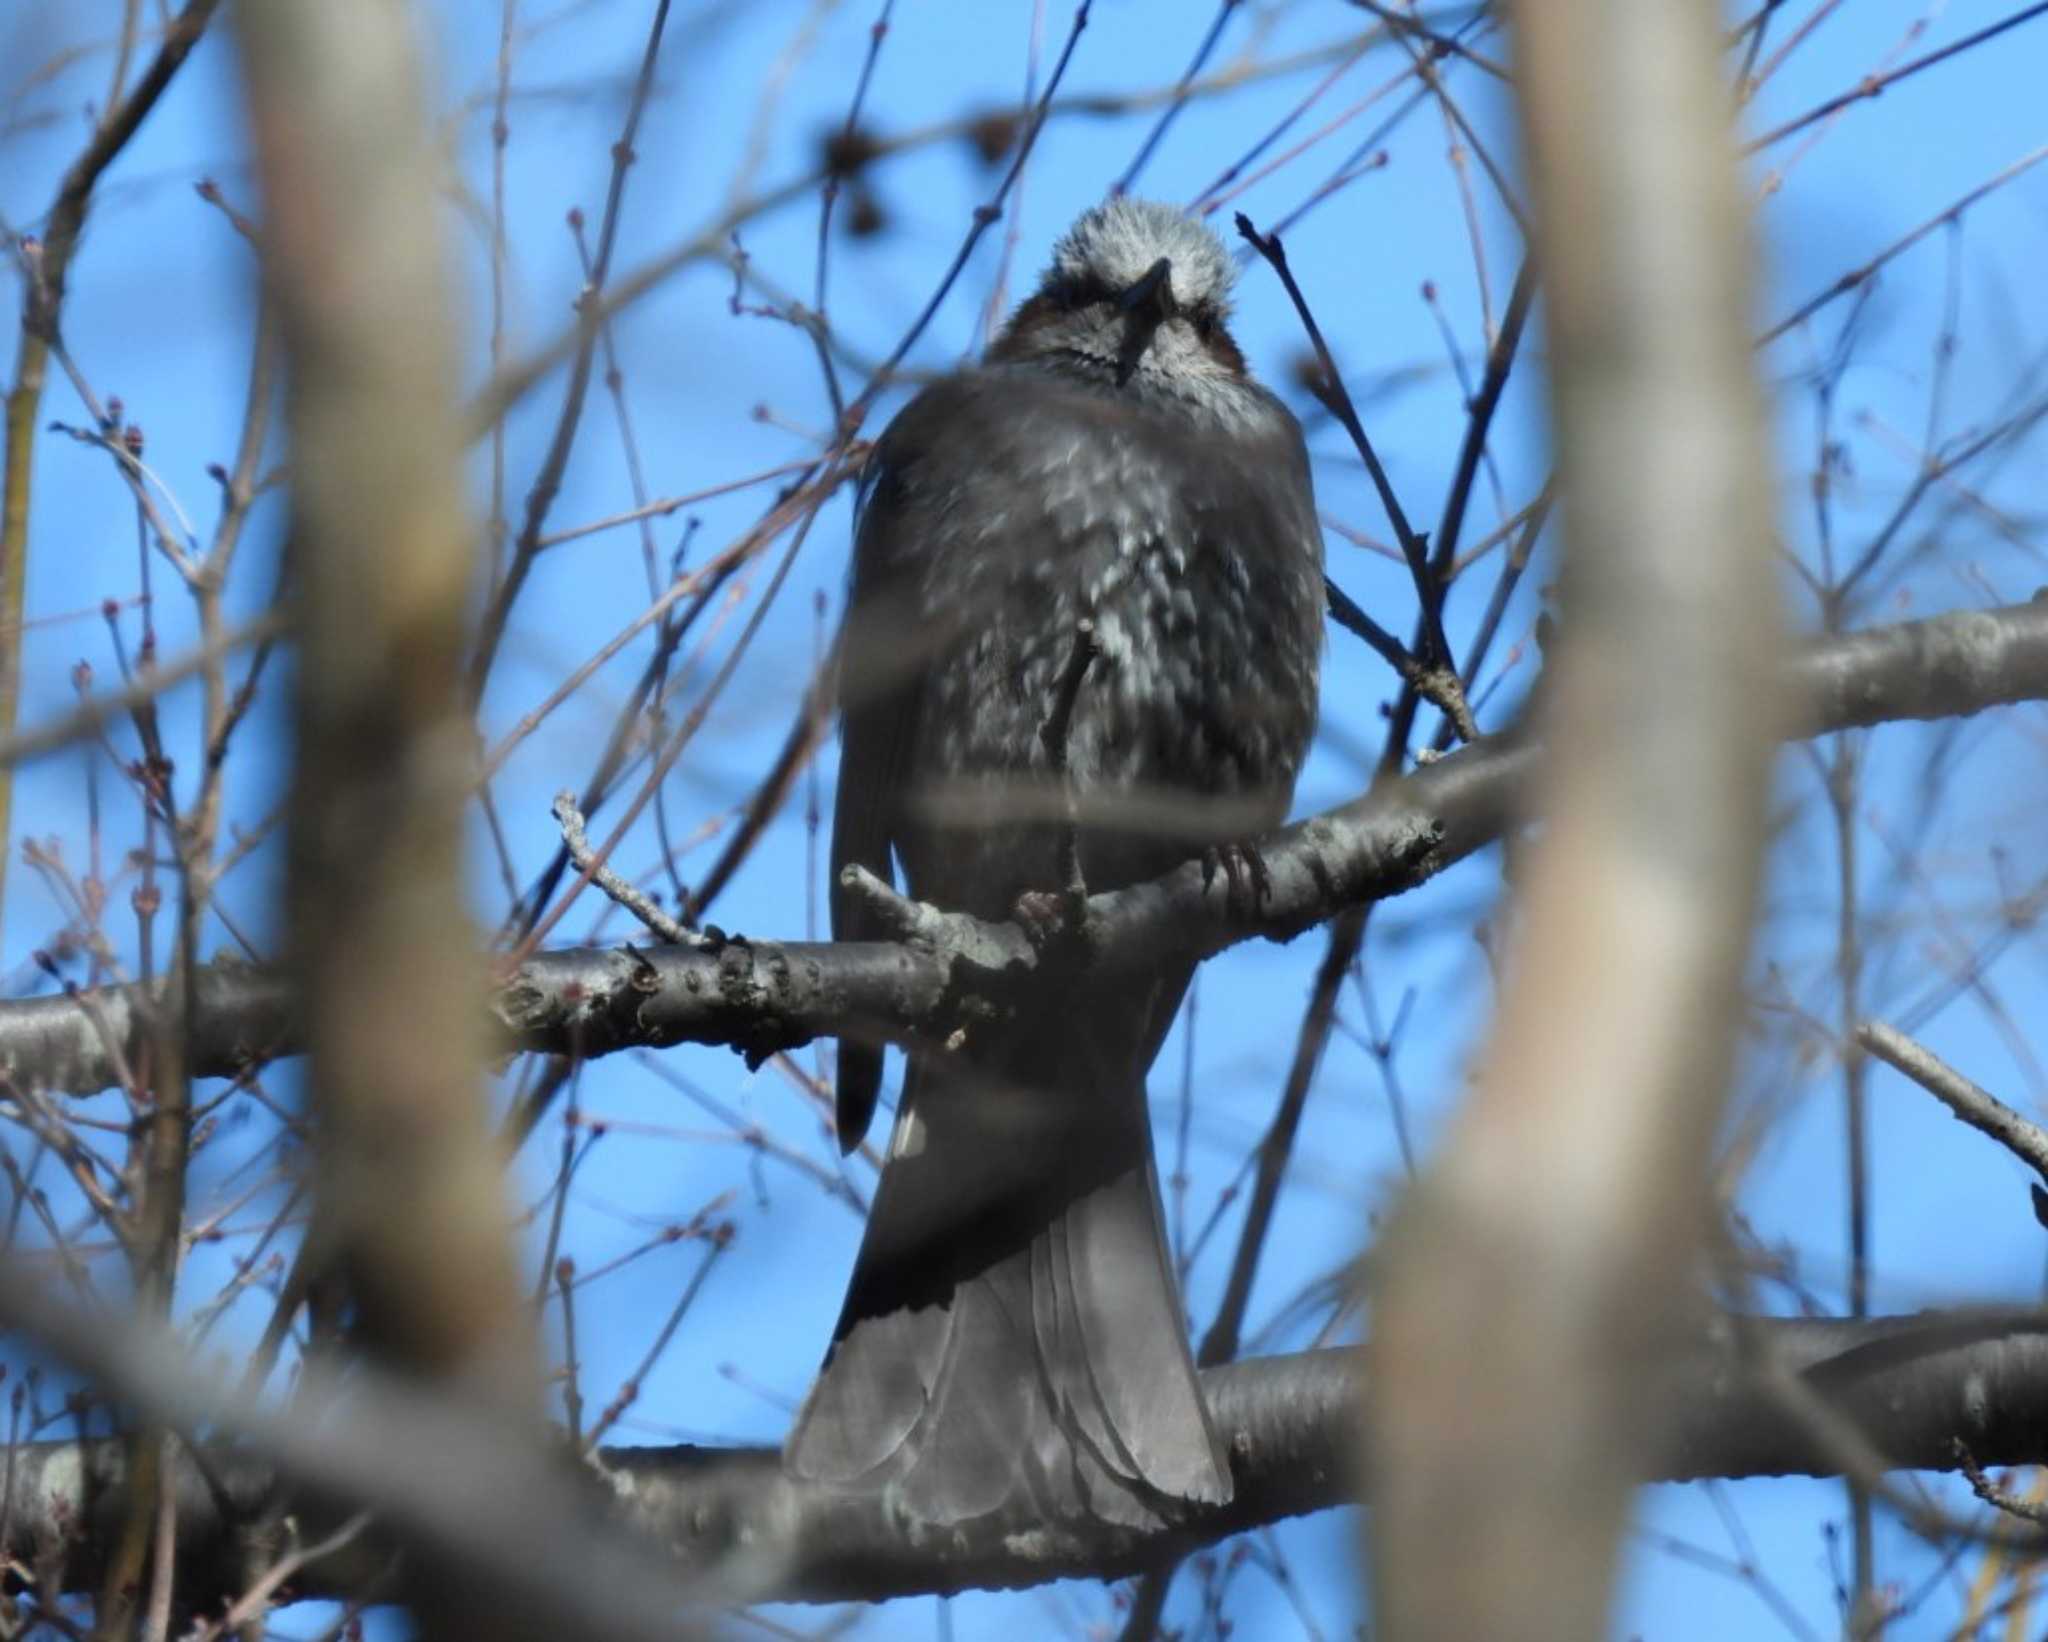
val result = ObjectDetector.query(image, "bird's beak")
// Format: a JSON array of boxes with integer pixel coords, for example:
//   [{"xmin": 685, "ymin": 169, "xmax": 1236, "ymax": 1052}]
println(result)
[
  {"xmin": 1114, "ymin": 257, "xmax": 1177, "ymax": 385},
  {"xmin": 1118, "ymin": 257, "xmax": 1178, "ymax": 323}
]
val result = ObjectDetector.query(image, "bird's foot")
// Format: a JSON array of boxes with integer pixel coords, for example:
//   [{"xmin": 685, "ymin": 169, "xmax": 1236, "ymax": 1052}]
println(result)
[
  {"xmin": 1013, "ymin": 887, "xmax": 1074, "ymax": 950},
  {"xmin": 1202, "ymin": 838, "xmax": 1273, "ymax": 918}
]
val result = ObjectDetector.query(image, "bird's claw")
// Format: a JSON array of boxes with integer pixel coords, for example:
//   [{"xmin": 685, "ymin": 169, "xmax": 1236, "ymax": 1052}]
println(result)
[
  {"xmin": 1013, "ymin": 888, "xmax": 1069, "ymax": 950},
  {"xmin": 1202, "ymin": 838, "xmax": 1272, "ymax": 917}
]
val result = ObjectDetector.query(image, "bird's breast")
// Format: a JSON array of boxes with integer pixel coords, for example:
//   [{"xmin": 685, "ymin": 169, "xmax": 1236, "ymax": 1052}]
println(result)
[{"xmin": 898, "ymin": 389, "xmax": 1322, "ymax": 907}]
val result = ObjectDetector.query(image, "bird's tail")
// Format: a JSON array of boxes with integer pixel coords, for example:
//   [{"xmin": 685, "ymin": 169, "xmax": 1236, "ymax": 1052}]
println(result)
[{"xmin": 784, "ymin": 981, "xmax": 1231, "ymax": 1528}]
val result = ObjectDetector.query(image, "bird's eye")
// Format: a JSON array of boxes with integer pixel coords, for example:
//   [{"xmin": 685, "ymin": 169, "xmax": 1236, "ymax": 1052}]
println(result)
[{"xmin": 1189, "ymin": 308, "xmax": 1217, "ymax": 341}]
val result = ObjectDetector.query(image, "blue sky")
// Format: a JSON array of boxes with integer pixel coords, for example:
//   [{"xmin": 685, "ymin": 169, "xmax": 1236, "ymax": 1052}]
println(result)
[{"xmin": 5, "ymin": 2, "xmax": 2048, "ymax": 1637}]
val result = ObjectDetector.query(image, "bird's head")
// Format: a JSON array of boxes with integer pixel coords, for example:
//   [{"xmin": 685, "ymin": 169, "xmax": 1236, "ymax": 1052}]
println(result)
[{"xmin": 989, "ymin": 199, "xmax": 1251, "ymax": 403}]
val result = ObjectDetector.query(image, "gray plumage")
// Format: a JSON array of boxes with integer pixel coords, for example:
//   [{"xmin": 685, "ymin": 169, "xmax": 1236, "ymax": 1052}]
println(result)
[{"xmin": 785, "ymin": 198, "xmax": 1324, "ymax": 1530}]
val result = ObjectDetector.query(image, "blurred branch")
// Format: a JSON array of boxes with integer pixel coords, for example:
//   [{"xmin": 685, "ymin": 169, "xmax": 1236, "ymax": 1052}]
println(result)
[
  {"xmin": 1757, "ymin": 142, "xmax": 2048, "ymax": 348},
  {"xmin": 0, "ymin": 609, "xmax": 287, "ymax": 768},
  {"xmin": 234, "ymin": 0, "xmax": 547, "ymax": 1631},
  {"xmin": 0, "ymin": 1258, "xmax": 698, "ymax": 1639},
  {"xmin": 1369, "ymin": 1, "xmax": 1783, "ymax": 1637},
  {"xmin": 6, "ymin": 1312, "xmax": 2048, "ymax": 1605},
  {"xmin": 3, "ymin": 596, "xmax": 2045, "ymax": 1098}
]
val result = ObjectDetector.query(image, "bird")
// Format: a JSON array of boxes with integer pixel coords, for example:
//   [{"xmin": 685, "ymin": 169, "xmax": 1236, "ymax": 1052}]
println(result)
[{"xmin": 784, "ymin": 197, "xmax": 1325, "ymax": 1532}]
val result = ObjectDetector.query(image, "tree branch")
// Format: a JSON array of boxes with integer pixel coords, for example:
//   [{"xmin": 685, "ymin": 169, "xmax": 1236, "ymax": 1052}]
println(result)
[
  {"xmin": 1, "ymin": 598, "xmax": 2043, "ymax": 1100},
  {"xmin": 5, "ymin": 1312, "xmax": 2048, "ymax": 1607}
]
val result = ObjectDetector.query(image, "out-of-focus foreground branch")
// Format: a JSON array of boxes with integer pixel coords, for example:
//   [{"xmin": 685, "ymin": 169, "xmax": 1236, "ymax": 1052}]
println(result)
[
  {"xmin": 0, "ymin": 595, "xmax": 2039, "ymax": 1098},
  {"xmin": 237, "ymin": 0, "xmax": 523, "ymax": 1408},
  {"xmin": 1367, "ymin": 1, "xmax": 1785, "ymax": 1638},
  {"xmin": 229, "ymin": 3, "xmax": 672, "ymax": 1637},
  {"xmin": 1, "ymin": 1310, "xmax": 2046, "ymax": 1606}
]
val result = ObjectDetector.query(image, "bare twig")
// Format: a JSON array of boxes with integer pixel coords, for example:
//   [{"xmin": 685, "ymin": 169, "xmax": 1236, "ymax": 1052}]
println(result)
[
  {"xmin": 1235, "ymin": 212, "xmax": 1473, "ymax": 737},
  {"xmin": 1324, "ymin": 576, "xmax": 1426, "ymax": 688},
  {"xmin": 1758, "ymin": 142, "xmax": 2048, "ymax": 348},
  {"xmin": 197, "ymin": 1512, "xmax": 375, "ymax": 1641},
  {"xmin": 0, "ymin": 611, "xmax": 287, "ymax": 769},
  {"xmin": 1745, "ymin": 2, "xmax": 2048, "ymax": 153},
  {"xmin": 466, "ymin": 0, "xmax": 677, "ymax": 704},
  {"xmin": 1858, "ymin": 1021, "xmax": 2048, "ymax": 1184},
  {"xmin": 0, "ymin": 0, "xmax": 224, "ymax": 924},
  {"xmin": 1956, "ymin": 1442, "xmax": 2048, "ymax": 1527},
  {"xmin": 467, "ymin": 29, "xmax": 1370, "ymax": 435},
  {"xmin": 1115, "ymin": 0, "xmax": 1241, "ymax": 196},
  {"xmin": 810, "ymin": 0, "xmax": 896, "ymax": 424},
  {"xmin": 553, "ymin": 791, "xmax": 697, "ymax": 946},
  {"xmin": 852, "ymin": 2, "xmax": 1094, "ymax": 402}
]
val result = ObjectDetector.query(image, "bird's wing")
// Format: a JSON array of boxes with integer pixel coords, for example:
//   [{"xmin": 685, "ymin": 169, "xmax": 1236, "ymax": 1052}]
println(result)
[{"xmin": 828, "ymin": 439, "xmax": 922, "ymax": 1151}]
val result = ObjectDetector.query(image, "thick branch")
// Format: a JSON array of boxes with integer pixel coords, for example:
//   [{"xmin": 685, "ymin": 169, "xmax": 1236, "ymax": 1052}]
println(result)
[
  {"xmin": 5, "ymin": 1312, "xmax": 2047, "ymax": 1607},
  {"xmin": 0, "ymin": 599, "xmax": 2043, "ymax": 1099}
]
